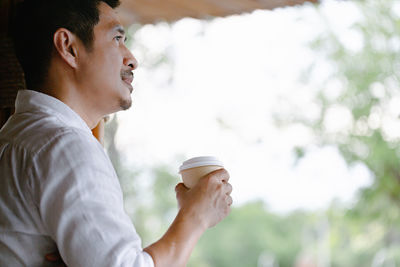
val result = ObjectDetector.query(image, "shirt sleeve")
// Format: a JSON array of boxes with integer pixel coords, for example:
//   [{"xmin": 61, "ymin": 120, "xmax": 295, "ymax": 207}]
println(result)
[{"xmin": 30, "ymin": 129, "xmax": 154, "ymax": 267}]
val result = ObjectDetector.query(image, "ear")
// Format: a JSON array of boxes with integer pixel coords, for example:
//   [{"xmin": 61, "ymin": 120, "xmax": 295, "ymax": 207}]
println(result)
[{"xmin": 53, "ymin": 28, "xmax": 80, "ymax": 69}]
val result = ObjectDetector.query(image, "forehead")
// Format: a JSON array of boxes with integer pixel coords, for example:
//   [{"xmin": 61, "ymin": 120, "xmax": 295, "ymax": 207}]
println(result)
[{"xmin": 96, "ymin": 2, "xmax": 123, "ymax": 32}]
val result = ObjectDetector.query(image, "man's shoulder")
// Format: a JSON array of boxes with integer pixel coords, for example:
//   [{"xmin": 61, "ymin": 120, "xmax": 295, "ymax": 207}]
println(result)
[{"xmin": 0, "ymin": 111, "xmax": 97, "ymax": 156}]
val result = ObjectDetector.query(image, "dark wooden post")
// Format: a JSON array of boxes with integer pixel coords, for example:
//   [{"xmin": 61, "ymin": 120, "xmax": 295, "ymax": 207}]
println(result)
[{"xmin": 0, "ymin": 0, "xmax": 25, "ymax": 128}]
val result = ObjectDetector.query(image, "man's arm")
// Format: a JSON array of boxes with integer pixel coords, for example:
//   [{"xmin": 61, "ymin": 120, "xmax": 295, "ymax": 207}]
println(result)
[
  {"xmin": 144, "ymin": 169, "xmax": 233, "ymax": 267},
  {"xmin": 35, "ymin": 130, "xmax": 154, "ymax": 266},
  {"xmin": 38, "ymin": 130, "xmax": 232, "ymax": 266},
  {"xmin": 44, "ymin": 168, "xmax": 232, "ymax": 267}
]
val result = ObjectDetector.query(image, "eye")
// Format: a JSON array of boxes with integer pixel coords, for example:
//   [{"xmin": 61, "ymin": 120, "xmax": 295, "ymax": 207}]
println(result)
[
  {"xmin": 114, "ymin": 35, "xmax": 128, "ymax": 45},
  {"xmin": 114, "ymin": 35, "xmax": 124, "ymax": 42}
]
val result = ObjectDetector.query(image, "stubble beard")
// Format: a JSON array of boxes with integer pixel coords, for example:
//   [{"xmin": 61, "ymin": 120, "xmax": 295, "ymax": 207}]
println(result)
[
  {"xmin": 120, "ymin": 97, "xmax": 132, "ymax": 110},
  {"xmin": 120, "ymin": 70, "xmax": 134, "ymax": 110}
]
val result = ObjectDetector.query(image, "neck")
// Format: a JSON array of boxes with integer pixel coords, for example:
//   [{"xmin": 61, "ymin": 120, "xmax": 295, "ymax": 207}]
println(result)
[{"xmin": 42, "ymin": 71, "xmax": 102, "ymax": 130}]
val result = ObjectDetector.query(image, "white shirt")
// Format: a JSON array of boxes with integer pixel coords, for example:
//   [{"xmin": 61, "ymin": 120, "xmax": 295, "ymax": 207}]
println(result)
[{"xmin": 0, "ymin": 90, "xmax": 154, "ymax": 267}]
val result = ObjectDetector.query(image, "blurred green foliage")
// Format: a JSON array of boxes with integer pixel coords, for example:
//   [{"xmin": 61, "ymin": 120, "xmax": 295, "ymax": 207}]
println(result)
[
  {"xmin": 189, "ymin": 201, "xmax": 307, "ymax": 267},
  {"xmin": 301, "ymin": 0, "xmax": 400, "ymax": 241},
  {"xmin": 309, "ymin": 0, "xmax": 400, "ymax": 205}
]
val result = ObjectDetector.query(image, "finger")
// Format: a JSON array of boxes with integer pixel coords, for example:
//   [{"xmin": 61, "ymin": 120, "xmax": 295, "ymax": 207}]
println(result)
[
  {"xmin": 175, "ymin": 183, "xmax": 188, "ymax": 192},
  {"xmin": 207, "ymin": 168, "xmax": 230, "ymax": 183},
  {"xmin": 175, "ymin": 183, "xmax": 188, "ymax": 198},
  {"xmin": 226, "ymin": 195, "xmax": 233, "ymax": 206},
  {"xmin": 224, "ymin": 183, "xmax": 233, "ymax": 195}
]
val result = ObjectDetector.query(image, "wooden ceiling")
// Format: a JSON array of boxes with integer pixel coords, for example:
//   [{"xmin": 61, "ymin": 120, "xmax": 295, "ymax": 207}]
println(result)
[{"xmin": 117, "ymin": 0, "xmax": 319, "ymax": 26}]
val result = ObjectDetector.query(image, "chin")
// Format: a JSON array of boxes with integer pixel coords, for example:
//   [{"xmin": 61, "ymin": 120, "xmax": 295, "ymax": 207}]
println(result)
[{"xmin": 119, "ymin": 97, "xmax": 132, "ymax": 110}]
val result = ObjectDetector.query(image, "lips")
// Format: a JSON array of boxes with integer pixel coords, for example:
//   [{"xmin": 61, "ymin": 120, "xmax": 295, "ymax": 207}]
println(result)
[
  {"xmin": 121, "ymin": 71, "xmax": 134, "ymax": 92},
  {"xmin": 122, "ymin": 75, "xmax": 133, "ymax": 84}
]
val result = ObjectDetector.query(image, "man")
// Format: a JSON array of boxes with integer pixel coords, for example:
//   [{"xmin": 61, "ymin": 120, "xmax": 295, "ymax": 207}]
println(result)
[{"xmin": 0, "ymin": 0, "xmax": 233, "ymax": 266}]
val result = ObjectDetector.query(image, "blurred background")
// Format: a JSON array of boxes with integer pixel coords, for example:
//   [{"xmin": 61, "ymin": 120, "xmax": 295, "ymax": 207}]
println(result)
[{"xmin": 104, "ymin": 0, "xmax": 400, "ymax": 266}]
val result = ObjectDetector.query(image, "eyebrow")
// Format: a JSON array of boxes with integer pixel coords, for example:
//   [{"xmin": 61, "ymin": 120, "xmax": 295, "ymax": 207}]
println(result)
[
  {"xmin": 112, "ymin": 25, "xmax": 125, "ymax": 35},
  {"xmin": 112, "ymin": 25, "xmax": 128, "ymax": 42}
]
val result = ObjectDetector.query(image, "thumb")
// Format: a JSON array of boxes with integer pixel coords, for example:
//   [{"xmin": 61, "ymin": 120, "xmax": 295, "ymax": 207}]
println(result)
[
  {"xmin": 175, "ymin": 183, "xmax": 188, "ymax": 194},
  {"xmin": 175, "ymin": 183, "xmax": 188, "ymax": 208},
  {"xmin": 175, "ymin": 182, "xmax": 189, "ymax": 199}
]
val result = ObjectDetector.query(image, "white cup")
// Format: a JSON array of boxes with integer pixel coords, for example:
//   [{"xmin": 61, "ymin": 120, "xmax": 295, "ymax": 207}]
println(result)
[{"xmin": 179, "ymin": 156, "xmax": 224, "ymax": 188}]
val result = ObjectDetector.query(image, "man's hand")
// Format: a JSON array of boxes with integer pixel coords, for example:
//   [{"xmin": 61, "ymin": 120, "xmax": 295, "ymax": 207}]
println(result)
[
  {"xmin": 143, "ymin": 168, "xmax": 232, "ymax": 266},
  {"xmin": 45, "ymin": 251, "xmax": 67, "ymax": 267},
  {"xmin": 175, "ymin": 168, "xmax": 233, "ymax": 229}
]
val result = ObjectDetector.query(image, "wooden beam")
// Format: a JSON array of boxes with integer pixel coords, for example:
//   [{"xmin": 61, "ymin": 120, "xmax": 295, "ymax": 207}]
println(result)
[{"xmin": 118, "ymin": 0, "xmax": 318, "ymax": 25}]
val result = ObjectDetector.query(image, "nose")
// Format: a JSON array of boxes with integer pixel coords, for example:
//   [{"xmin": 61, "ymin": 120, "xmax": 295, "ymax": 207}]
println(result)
[{"xmin": 123, "ymin": 46, "xmax": 138, "ymax": 71}]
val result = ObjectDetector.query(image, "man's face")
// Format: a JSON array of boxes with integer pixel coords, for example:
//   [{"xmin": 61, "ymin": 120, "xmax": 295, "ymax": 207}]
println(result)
[{"xmin": 76, "ymin": 2, "xmax": 137, "ymax": 115}]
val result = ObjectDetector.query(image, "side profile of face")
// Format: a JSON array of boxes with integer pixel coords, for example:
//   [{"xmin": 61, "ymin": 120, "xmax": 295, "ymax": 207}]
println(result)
[{"xmin": 76, "ymin": 2, "xmax": 137, "ymax": 116}]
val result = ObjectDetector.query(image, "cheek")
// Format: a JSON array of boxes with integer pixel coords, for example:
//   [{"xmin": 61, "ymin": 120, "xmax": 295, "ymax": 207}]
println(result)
[
  {"xmin": 100, "ymin": 45, "xmax": 123, "ymax": 67},
  {"xmin": 97, "ymin": 50, "xmax": 123, "ymax": 81},
  {"xmin": 78, "ymin": 45, "xmax": 124, "ymax": 90}
]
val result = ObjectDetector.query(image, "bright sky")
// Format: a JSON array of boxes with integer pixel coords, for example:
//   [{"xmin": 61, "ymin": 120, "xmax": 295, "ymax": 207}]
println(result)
[{"xmin": 115, "ymin": 0, "xmax": 374, "ymax": 213}]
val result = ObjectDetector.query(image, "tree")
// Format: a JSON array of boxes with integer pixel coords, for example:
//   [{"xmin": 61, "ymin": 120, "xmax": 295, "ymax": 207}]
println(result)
[
  {"xmin": 188, "ymin": 201, "xmax": 309, "ymax": 267},
  {"xmin": 282, "ymin": 0, "xmax": 400, "ymax": 262}
]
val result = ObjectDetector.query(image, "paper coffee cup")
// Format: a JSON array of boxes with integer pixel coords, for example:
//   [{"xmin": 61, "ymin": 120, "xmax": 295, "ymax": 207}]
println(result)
[{"xmin": 179, "ymin": 156, "xmax": 224, "ymax": 188}]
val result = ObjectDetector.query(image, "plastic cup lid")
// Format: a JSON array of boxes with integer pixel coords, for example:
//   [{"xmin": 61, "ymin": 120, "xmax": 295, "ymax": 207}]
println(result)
[{"xmin": 179, "ymin": 156, "xmax": 223, "ymax": 173}]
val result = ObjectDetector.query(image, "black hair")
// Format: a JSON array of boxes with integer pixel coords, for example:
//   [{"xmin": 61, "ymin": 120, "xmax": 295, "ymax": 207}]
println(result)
[{"xmin": 12, "ymin": 0, "xmax": 120, "ymax": 90}]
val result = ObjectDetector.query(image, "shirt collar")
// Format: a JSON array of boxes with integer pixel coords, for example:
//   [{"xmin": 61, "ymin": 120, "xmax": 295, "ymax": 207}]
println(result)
[{"xmin": 15, "ymin": 90, "xmax": 92, "ymax": 134}]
